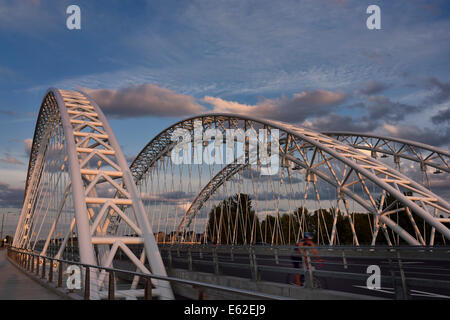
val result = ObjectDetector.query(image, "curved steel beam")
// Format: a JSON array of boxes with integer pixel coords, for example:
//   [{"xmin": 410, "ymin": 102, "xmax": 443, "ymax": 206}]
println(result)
[
  {"xmin": 323, "ymin": 131, "xmax": 450, "ymax": 174},
  {"xmin": 184, "ymin": 131, "xmax": 450, "ymax": 235},
  {"xmin": 14, "ymin": 89, "xmax": 173, "ymax": 299},
  {"xmin": 130, "ymin": 113, "xmax": 450, "ymax": 245}
]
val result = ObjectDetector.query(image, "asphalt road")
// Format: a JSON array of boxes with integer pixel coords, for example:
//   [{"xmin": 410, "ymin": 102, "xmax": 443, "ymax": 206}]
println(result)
[{"xmin": 159, "ymin": 246, "xmax": 450, "ymax": 300}]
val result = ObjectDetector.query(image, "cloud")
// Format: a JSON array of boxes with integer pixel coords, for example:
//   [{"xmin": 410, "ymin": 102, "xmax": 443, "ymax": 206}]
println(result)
[
  {"xmin": 125, "ymin": 155, "xmax": 135, "ymax": 164},
  {"xmin": 303, "ymin": 113, "xmax": 378, "ymax": 133},
  {"xmin": 381, "ymin": 123, "xmax": 450, "ymax": 147},
  {"xmin": 241, "ymin": 168, "xmax": 303, "ymax": 184},
  {"xmin": 82, "ymin": 84, "xmax": 348, "ymax": 124},
  {"xmin": 428, "ymin": 173, "xmax": 450, "ymax": 198},
  {"xmin": 0, "ymin": 181, "xmax": 24, "ymax": 208},
  {"xmin": 83, "ymin": 84, "xmax": 207, "ymax": 119},
  {"xmin": 140, "ymin": 191, "xmax": 195, "ymax": 205},
  {"xmin": 204, "ymin": 89, "xmax": 348, "ymax": 123},
  {"xmin": 431, "ymin": 107, "xmax": 450, "ymax": 124},
  {"xmin": 0, "ymin": 109, "xmax": 17, "ymax": 117},
  {"xmin": 24, "ymin": 138, "xmax": 32, "ymax": 157},
  {"xmin": 426, "ymin": 77, "xmax": 450, "ymax": 105},
  {"xmin": 0, "ymin": 154, "xmax": 24, "ymax": 165},
  {"xmin": 0, "ymin": 0, "xmax": 57, "ymax": 32},
  {"xmin": 358, "ymin": 81, "xmax": 391, "ymax": 95},
  {"xmin": 366, "ymin": 96, "xmax": 421, "ymax": 123}
]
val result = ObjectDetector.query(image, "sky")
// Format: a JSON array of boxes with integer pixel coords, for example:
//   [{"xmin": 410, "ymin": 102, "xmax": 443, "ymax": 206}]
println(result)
[{"xmin": 0, "ymin": 0, "xmax": 449, "ymax": 213}]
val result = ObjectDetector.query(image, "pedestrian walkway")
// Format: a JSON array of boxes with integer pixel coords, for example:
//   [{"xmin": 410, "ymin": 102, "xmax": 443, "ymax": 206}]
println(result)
[{"xmin": 0, "ymin": 248, "xmax": 61, "ymax": 299}]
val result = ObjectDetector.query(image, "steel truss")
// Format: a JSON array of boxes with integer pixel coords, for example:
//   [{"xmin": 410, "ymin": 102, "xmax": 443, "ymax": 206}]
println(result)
[
  {"xmin": 13, "ymin": 89, "xmax": 174, "ymax": 300},
  {"xmin": 323, "ymin": 132, "xmax": 449, "ymax": 174},
  {"xmin": 130, "ymin": 114, "xmax": 450, "ymax": 246}
]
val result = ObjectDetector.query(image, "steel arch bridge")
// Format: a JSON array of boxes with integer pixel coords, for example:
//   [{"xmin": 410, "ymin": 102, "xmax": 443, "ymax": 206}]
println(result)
[
  {"xmin": 12, "ymin": 90, "xmax": 450, "ymax": 299},
  {"xmin": 12, "ymin": 89, "xmax": 174, "ymax": 300},
  {"xmin": 129, "ymin": 114, "xmax": 450, "ymax": 247}
]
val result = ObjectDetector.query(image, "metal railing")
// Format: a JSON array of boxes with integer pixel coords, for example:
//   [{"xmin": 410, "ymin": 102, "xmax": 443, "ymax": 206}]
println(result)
[
  {"xmin": 6, "ymin": 246, "xmax": 289, "ymax": 300},
  {"xmin": 158, "ymin": 244, "xmax": 450, "ymax": 300}
]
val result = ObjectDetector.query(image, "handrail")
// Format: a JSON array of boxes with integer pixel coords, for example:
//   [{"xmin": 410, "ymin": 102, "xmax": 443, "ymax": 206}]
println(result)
[
  {"xmin": 7, "ymin": 246, "xmax": 290, "ymax": 300},
  {"xmin": 158, "ymin": 244, "xmax": 450, "ymax": 299}
]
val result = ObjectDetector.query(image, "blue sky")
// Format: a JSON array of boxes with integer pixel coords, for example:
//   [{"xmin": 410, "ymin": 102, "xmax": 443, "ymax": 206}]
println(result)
[{"xmin": 0, "ymin": 0, "xmax": 449, "ymax": 209}]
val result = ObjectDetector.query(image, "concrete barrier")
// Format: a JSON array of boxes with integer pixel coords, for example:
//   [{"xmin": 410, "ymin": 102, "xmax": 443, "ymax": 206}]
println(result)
[{"xmin": 167, "ymin": 268, "xmax": 383, "ymax": 300}]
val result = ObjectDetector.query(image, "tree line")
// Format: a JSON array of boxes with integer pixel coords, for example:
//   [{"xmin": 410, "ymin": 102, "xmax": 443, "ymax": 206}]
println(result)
[{"xmin": 206, "ymin": 193, "xmax": 446, "ymax": 245}]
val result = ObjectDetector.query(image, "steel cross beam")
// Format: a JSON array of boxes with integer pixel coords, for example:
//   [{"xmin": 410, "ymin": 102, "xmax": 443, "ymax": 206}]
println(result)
[{"xmin": 323, "ymin": 132, "xmax": 450, "ymax": 174}]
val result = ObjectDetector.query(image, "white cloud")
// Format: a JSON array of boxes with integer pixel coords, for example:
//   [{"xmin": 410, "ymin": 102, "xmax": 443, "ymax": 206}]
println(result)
[{"xmin": 204, "ymin": 89, "xmax": 347, "ymax": 122}]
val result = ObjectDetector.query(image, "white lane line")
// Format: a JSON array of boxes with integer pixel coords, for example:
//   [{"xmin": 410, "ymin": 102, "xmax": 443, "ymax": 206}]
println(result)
[
  {"xmin": 409, "ymin": 289, "xmax": 450, "ymax": 299},
  {"xmin": 352, "ymin": 285, "xmax": 394, "ymax": 294},
  {"xmin": 352, "ymin": 285, "xmax": 450, "ymax": 299}
]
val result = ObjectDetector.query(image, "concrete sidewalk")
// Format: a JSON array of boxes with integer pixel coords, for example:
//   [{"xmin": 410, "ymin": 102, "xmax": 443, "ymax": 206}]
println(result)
[{"xmin": 0, "ymin": 248, "xmax": 61, "ymax": 300}]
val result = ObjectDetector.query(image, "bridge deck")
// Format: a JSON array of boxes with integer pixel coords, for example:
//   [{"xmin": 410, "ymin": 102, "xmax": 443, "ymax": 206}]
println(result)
[{"xmin": 0, "ymin": 248, "xmax": 61, "ymax": 300}]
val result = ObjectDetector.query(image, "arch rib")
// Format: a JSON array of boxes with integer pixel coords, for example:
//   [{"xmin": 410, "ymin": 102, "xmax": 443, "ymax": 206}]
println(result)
[
  {"xmin": 14, "ymin": 88, "xmax": 174, "ymax": 299},
  {"xmin": 130, "ymin": 113, "xmax": 450, "ymax": 246},
  {"xmin": 323, "ymin": 131, "xmax": 450, "ymax": 174}
]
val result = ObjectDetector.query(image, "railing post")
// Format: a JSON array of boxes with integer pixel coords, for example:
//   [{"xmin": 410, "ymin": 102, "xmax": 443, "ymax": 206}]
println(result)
[
  {"xmin": 27, "ymin": 253, "xmax": 30, "ymax": 271},
  {"xmin": 249, "ymin": 248, "xmax": 259, "ymax": 281},
  {"xmin": 168, "ymin": 248, "xmax": 172, "ymax": 269},
  {"xmin": 36, "ymin": 256, "xmax": 39, "ymax": 275},
  {"xmin": 31, "ymin": 255, "xmax": 34, "ymax": 273},
  {"xmin": 388, "ymin": 257, "xmax": 403, "ymax": 299},
  {"xmin": 57, "ymin": 262, "xmax": 63, "ymax": 288},
  {"xmin": 84, "ymin": 267, "xmax": 90, "ymax": 300},
  {"xmin": 42, "ymin": 257, "xmax": 46, "ymax": 279},
  {"xmin": 144, "ymin": 278, "xmax": 152, "ymax": 300},
  {"xmin": 301, "ymin": 248, "xmax": 312, "ymax": 288},
  {"xmin": 342, "ymin": 250, "xmax": 348, "ymax": 269},
  {"xmin": 49, "ymin": 258, "xmax": 53, "ymax": 283},
  {"xmin": 108, "ymin": 271, "xmax": 115, "ymax": 300},
  {"xmin": 198, "ymin": 287, "xmax": 206, "ymax": 300},
  {"xmin": 188, "ymin": 248, "xmax": 193, "ymax": 272},
  {"xmin": 213, "ymin": 248, "xmax": 219, "ymax": 275},
  {"xmin": 396, "ymin": 251, "xmax": 409, "ymax": 300},
  {"xmin": 306, "ymin": 248, "xmax": 314, "ymax": 288}
]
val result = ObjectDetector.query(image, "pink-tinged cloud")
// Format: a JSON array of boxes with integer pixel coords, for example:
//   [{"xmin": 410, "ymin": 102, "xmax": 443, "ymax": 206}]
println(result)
[
  {"xmin": 204, "ymin": 89, "xmax": 347, "ymax": 122},
  {"xmin": 24, "ymin": 138, "xmax": 32, "ymax": 156},
  {"xmin": 0, "ymin": 154, "xmax": 24, "ymax": 165},
  {"xmin": 83, "ymin": 84, "xmax": 207, "ymax": 118},
  {"xmin": 0, "ymin": 181, "xmax": 24, "ymax": 208}
]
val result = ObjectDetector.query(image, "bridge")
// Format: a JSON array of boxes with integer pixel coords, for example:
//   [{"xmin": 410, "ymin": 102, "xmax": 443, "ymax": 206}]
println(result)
[{"xmin": 3, "ymin": 88, "xmax": 450, "ymax": 300}]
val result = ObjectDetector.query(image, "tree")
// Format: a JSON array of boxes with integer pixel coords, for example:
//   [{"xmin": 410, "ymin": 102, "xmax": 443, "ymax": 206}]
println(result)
[
  {"xmin": 206, "ymin": 193, "xmax": 261, "ymax": 245},
  {"xmin": 376, "ymin": 192, "xmax": 446, "ymax": 245}
]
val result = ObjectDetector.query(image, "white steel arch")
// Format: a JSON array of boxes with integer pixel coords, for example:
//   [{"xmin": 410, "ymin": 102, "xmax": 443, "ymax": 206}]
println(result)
[
  {"xmin": 129, "ymin": 114, "xmax": 450, "ymax": 246},
  {"xmin": 181, "ymin": 132, "xmax": 450, "ymax": 237},
  {"xmin": 323, "ymin": 132, "xmax": 449, "ymax": 173},
  {"xmin": 13, "ymin": 88, "xmax": 174, "ymax": 300}
]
